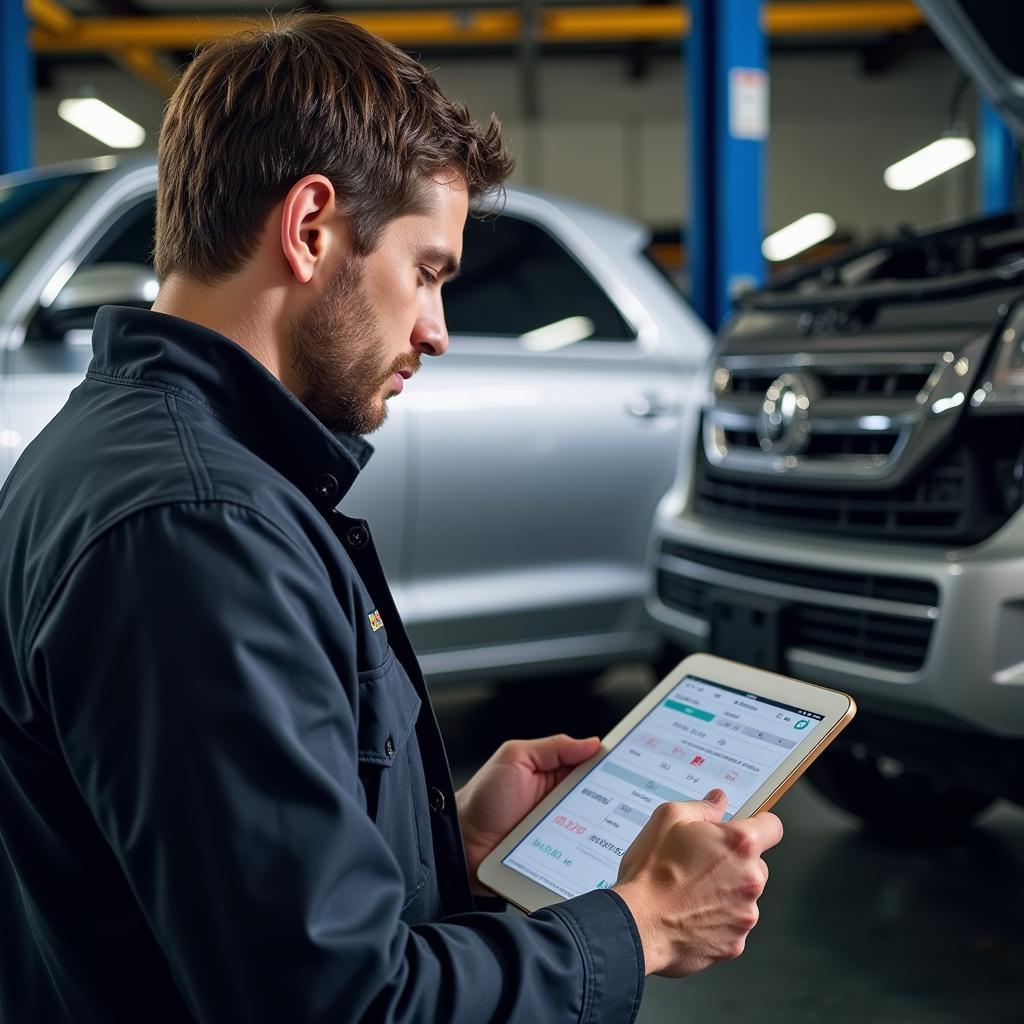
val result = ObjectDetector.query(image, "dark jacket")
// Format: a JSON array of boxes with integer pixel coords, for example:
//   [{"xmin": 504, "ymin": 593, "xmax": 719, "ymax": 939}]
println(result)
[{"xmin": 0, "ymin": 307, "xmax": 644, "ymax": 1023}]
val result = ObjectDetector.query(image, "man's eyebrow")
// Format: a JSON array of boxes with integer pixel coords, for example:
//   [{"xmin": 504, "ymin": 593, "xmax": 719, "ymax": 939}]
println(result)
[{"xmin": 419, "ymin": 247, "xmax": 461, "ymax": 281}]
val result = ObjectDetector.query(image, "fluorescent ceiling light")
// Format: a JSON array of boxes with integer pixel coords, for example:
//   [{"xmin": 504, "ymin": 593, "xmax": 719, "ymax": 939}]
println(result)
[
  {"xmin": 57, "ymin": 98, "xmax": 146, "ymax": 149},
  {"xmin": 520, "ymin": 316, "xmax": 595, "ymax": 352},
  {"xmin": 761, "ymin": 213, "xmax": 837, "ymax": 262},
  {"xmin": 883, "ymin": 136, "xmax": 975, "ymax": 191}
]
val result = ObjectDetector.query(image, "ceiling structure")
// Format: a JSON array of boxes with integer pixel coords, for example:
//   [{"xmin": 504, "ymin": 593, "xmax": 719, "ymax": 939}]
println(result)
[{"xmin": 27, "ymin": 1, "xmax": 941, "ymax": 97}]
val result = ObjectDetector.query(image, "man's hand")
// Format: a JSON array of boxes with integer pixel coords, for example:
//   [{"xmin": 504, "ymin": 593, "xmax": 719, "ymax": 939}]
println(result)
[
  {"xmin": 613, "ymin": 790, "xmax": 783, "ymax": 978},
  {"xmin": 456, "ymin": 734, "xmax": 601, "ymax": 893}
]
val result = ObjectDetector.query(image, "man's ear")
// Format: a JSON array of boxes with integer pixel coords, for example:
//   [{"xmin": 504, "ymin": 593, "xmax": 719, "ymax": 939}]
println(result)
[{"xmin": 279, "ymin": 175, "xmax": 347, "ymax": 284}]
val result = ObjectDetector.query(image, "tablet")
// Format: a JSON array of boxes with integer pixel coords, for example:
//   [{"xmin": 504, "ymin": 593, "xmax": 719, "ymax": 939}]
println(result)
[{"xmin": 477, "ymin": 653, "xmax": 855, "ymax": 912}]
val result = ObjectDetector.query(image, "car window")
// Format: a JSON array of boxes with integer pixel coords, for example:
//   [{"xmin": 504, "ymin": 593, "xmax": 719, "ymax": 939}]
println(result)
[
  {"xmin": 25, "ymin": 198, "xmax": 638, "ymax": 348},
  {"xmin": 444, "ymin": 214, "xmax": 636, "ymax": 343},
  {"xmin": 87, "ymin": 197, "xmax": 156, "ymax": 267},
  {"xmin": 0, "ymin": 172, "xmax": 94, "ymax": 289},
  {"xmin": 26, "ymin": 196, "xmax": 157, "ymax": 344}
]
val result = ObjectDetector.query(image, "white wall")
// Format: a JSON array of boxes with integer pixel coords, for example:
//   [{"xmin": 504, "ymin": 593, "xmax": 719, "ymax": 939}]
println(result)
[
  {"xmin": 769, "ymin": 50, "xmax": 977, "ymax": 236},
  {"xmin": 433, "ymin": 47, "xmax": 978, "ymax": 235},
  {"xmin": 31, "ymin": 44, "xmax": 980, "ymax": 240},
  {"xmin": 34, "ymin": 64, "xmax": 167, "ymax": 168}
]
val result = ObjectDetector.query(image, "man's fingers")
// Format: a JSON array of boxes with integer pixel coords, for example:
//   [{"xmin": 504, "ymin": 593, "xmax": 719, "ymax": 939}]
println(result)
[
  {"xmin": 727, "ymin": 811, "xmax": 784, "ymax": 854},
  {"xmin": 654, "ymin": 790, "xmax": 728, "ymax": 827},
  {"xmin": 695, "ymin": 789, "xmax": 728, "ymax": 822}
]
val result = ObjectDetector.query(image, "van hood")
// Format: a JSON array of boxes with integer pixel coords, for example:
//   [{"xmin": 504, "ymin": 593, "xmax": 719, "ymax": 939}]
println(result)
[{"xmin": 917, "ymin": 0, "xmax": 1024, "ymax": 138}]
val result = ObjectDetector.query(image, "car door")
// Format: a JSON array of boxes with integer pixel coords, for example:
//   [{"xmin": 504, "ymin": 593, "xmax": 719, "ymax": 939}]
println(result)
[{"xmin": 401, "ymin": 200, "xmax": 696, "ymax": 679}]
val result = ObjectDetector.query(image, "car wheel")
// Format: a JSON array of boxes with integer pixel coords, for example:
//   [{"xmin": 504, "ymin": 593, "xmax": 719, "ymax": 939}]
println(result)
[{"xmin": 806, "ymin": 745, "xmax": 996, "ymax": 838}]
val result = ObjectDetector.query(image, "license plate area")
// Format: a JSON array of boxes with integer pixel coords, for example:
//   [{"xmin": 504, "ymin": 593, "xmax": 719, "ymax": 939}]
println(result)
[{"xmin": 709, "ymin": 589, "xmax": 786, "ymax": 672}]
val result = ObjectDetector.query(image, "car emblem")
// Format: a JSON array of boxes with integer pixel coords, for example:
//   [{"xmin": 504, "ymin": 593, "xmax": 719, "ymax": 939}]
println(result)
[{"xmin": 756, "ymin": 373, "xmax": 816, "ymax": 456}]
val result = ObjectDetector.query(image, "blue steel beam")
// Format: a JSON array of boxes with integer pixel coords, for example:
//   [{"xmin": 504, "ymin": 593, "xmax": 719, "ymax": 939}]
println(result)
[
  {"xmin": 1, "ymin": 0, "xmax": 33, "ymax": 174},
  {"xmin": 687, "ymin": 0, "xmax": 767, "ymax": 330},
  {"xmin": 979, "ymin": 96, "xmax": 1018, "ymax": 214}
]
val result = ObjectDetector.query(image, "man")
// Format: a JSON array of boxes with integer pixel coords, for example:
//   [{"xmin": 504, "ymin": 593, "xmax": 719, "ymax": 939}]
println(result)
[{"xmin": 0, "ymin": 14, "xmax": 782, "ymax": 1022}]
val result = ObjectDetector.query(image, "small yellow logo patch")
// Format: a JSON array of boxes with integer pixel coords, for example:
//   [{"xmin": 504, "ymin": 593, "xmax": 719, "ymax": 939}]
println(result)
[{"xmin": 368, "ymin": 610, "xmax": 384, "ymax": 632}]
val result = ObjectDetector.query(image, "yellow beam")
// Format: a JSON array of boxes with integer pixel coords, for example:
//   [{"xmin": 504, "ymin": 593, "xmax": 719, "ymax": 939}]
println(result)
[
  {"xmin": 27, "ymin": 0, "xmax": 75, "ymax": 35},
  {"xmin": 544, "ymin": 6, "xmax": 691, "ymax": 43},
  {"xmin": 32, "ymin": 3, "xmax": 927, "ymax": 53},
  {"xmin": 764, "ymin": 1, "xmax": 925, "ymax": 34},
  {"xmin": 26, "ymin": 0, "xmax": 175, "ymax": 95},
  {"xmin": 32, "ymin": 13, "xmax": 519, "ymax": 51}
]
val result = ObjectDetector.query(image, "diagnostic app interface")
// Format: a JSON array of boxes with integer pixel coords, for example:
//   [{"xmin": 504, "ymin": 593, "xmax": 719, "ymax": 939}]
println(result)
[{"xmin": 503, "ymin": 674, "xmax": 823, "ymax": 900}]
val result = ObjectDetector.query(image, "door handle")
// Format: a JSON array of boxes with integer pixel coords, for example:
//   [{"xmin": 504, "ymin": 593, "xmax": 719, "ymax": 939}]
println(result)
[{"xmin": 626, "ymin": 393, "xmax": 682, "ymax": 419}]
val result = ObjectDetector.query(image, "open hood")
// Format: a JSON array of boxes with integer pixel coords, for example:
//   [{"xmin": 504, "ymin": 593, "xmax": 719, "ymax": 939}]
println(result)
[{"xmin": 917, "ymin": 0, "xmax": 1024, "ymax": 139}]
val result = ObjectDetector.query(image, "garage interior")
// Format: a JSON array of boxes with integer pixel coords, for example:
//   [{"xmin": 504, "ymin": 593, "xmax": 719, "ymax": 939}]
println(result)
[{"xmin": 2, "ymin": 2, "xmax": 1023, "ymax": 1022}]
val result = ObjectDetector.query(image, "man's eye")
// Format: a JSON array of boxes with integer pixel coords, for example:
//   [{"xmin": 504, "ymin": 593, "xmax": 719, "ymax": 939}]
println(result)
[{"xmin": 419, "ymin": 268, "xmax": 439, "ymax": 286}]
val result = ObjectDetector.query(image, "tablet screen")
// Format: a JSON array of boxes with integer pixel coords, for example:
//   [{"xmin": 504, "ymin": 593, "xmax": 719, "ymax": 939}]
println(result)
[{"xmin": 501, "ymin": 673, "xmax": 824, "ymax": 900}]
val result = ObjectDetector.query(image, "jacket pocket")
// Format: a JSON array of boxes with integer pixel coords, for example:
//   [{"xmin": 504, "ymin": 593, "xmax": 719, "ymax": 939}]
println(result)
[{"xmin": 356, "ymin": 649, "xmax": 430, "ymax": 908}]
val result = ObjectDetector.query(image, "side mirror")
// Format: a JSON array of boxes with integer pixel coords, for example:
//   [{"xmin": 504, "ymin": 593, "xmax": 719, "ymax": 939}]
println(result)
[{"xmin": 38, "ymin": 263, "xmax": 158, "ymax": 342}]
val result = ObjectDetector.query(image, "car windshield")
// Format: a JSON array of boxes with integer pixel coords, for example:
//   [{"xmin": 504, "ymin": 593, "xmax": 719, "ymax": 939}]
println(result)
[{"xmin": 0, "ymin": 172, "xmax": 94, "ymax": 290}]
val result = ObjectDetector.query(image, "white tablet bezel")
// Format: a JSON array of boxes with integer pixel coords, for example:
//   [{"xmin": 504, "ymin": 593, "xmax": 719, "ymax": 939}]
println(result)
[{"xmin": 477, "ymin": 653, "xmax": 856, "ymax": 913}]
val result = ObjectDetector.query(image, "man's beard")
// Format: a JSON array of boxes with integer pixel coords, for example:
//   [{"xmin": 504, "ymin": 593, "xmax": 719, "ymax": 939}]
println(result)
[{"xmin": 289, "ymin": 259, "xmax": 416, "ymax": 435}]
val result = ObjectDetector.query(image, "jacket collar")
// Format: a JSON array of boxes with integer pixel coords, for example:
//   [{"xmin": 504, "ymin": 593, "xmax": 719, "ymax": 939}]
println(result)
[{"xmin": 89, "ymin": 306, "xmax": 373, "ymax": 504}]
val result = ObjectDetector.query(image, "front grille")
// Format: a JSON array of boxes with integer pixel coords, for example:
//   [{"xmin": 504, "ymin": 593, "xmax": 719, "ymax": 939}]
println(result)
[
  {"xmin": 694, "ymin": 420, "xmax": 1024, "ymax": 544},
  {"xmin": 790, "ymin": 605, "xmax": 932, "ymax": 671},
  {"xmin": 660, "ymin": 542, "xmax": 939, "ymax": 605},
  {"xmin": 729, "ymin": 369, "xmax": 930, "ymax": 400},
  {"xmin": 696, "ymin": 446, "xmax": 967, "ymax": 538},
  {"xmin": 656, "ymin": 551, "xmax": 936, "ymax": 672},
  {"xmin": 657, "ymin": 570, "xmax": 711, "ymax": 618},
  {"xmin": 705, "ymin": 351, "xmax": 959, "ymax": 479},
  {"xmin": 722, "ymin": 429, "xmax": 899, "ymax": 458}
]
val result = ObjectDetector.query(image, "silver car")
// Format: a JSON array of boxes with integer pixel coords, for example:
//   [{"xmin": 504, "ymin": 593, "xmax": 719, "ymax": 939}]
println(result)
[{"xmin": 0, "ymin": 157, "xmax": 712, "ymax": 685}]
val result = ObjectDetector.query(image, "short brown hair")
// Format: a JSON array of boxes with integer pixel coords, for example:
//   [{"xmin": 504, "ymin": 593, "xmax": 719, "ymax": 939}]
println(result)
[{"xmin": 155, "ymin": 14, "xmax": 514, "ymax": 282}]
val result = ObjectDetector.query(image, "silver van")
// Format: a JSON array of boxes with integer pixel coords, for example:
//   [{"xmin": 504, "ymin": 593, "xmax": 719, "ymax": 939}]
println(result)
[{"xmin": 648, "ymin": 0, "xmax": 1024, "ymax": 833}]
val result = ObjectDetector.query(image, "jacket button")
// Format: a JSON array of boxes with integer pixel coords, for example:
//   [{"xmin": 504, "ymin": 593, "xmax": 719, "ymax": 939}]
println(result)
[
  {"xmin": 346, "ymin": 525, "xmax": 368, "ymax": 549},
  {"xmin": 314, "ymin": 473, "xmax": 339, "ymax": 501},
  {"xmin": 384, "ymin": 735, "xmax": 395, "ymax": 759},
  {"xmin": 428, "ymin": 787, "xmax": 446, "ymax": 814}
]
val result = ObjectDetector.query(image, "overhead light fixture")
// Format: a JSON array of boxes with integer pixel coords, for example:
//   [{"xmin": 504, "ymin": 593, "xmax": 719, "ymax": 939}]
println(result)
[
  {"xmin": 883, "ymin": 135, "xmax": 975, "ymax": 191},
  {"xmin": 761, "ymin": 213, "xmax": 837, "ymax": 262},
  {"xmin": 57, "ymin": 98, "xmax": 146, "ymax": 149}
]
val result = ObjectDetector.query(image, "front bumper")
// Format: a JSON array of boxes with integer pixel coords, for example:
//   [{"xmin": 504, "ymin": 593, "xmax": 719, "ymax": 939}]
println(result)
[{"xmin": 648, "ymin": 509, "xmax": 1024, "ymax": 738}]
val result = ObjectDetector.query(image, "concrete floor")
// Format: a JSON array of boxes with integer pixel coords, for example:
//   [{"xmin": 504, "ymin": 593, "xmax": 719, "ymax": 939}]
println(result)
[{"xmin": 434, "ymin": 669, "xmax": 1024, "ymax": 1024}]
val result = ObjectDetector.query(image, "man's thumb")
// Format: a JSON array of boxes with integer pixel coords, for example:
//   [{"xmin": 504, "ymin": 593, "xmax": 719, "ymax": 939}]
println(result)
[
  {"xmin": 526, "ymin": 734, "xmax": 600, "ymax": 771},
  {"xmin": 563, "ymin": 735, "xmax": 601, "ymax": 764},
  {"xmin": 698, "ymin": 788, "xmax": 728, "ymax": 821}
]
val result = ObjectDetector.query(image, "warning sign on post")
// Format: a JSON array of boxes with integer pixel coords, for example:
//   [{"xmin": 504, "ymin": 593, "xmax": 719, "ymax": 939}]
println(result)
[{"xmin": 728, "ymin": 67, "xmax": 769, "ymax": 141}]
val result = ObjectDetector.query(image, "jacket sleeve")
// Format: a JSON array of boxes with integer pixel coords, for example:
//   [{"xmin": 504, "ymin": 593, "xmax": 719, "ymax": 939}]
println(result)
[{"xmin": 29, "ymin": 500, "xmax": 644, "ymax": 1023}]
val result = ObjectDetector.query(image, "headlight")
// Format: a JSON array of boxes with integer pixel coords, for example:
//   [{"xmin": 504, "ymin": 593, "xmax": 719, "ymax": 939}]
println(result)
[{"xmin": 971, "ymin": 303, "xmax": 1024, "ymax": 414}]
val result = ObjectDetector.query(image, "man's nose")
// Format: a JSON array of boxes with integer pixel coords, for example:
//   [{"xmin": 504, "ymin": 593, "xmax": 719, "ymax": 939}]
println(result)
[{"xmin": 412, "ymin": 316, "xmax": 449, "ymax": 357}]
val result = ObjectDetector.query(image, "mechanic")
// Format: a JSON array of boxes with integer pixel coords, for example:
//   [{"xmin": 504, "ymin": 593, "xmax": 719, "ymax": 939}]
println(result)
[{"xmin": 0, "ymin": 14, "xmax": 782, "ymax": 1022}]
